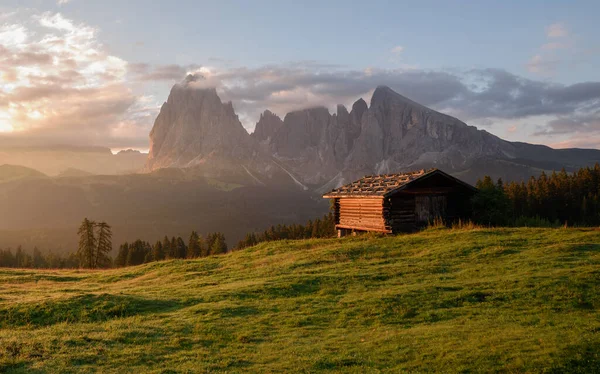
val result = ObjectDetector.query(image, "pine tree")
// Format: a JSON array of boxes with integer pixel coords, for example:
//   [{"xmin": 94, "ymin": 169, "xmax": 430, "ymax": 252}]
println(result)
[
  {"xmin": 144, "ymin": 249, "xmax": 153, "ymax": 263},
  {"xmin": 205, "ymin": 233, "xmax": 216, "ymax": 256},
  {"xmin": 115, "ymin": 242, "xmax": 129, "ymax": 267},
  {"xmin": 32, "ymin": 247, "xmax": 46, "ymax": 268},
  {"xmin": 77, "ymin": 218, "xmax": 96, "ymax": 268},
  {"xmin": 162, "ymin": 236, "xmax": 171, "ymax": 258},
  {"xmin": 169, "ymin": 237, "xmax": 177, "ymax": 259},
  {"xmin": 95, "ymin": 222, "xmax": 112, "ymax": 269},
  {"xmin": 15, "ymin": 246, "xmax": 24, "ymax": 268},
  {"xmin": 210, "ymin": 233, "xmax": 227, "ymax": 255},
  {"xmin": 187, "ymin": 231, "xmax": 201, "ymax": 258},
  {"xmin": 176, "ymin": 237, "xmax": 187, "ymax": 259},
  {"xmin": 152, "ymin": 241, "xmax": 165, "ymax": 261}
]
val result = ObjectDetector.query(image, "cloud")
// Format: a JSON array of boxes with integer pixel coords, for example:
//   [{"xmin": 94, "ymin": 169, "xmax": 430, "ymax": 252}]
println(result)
[
  {"xmin": 390, "ymin": 46, "xmax": 404, "ymax": 55},
  {"xmin": 129, "ymin": 63, "xmax": 201, "ymax": 81},
  {"xmin": 546, "ymin": 23, "xmax": 567, "ymax": 38},
  {"xmin": 526, "ymin": 54, "xmax": 558, "ymax": 74},
  {"xmin": 541, "ymin": 42, "xmax": 567, "ymax": 51},
  {"xmin": 0, "ymin": 11, "xmax": 156, "ymax": 148},
  {"xmin": 57, "ymin": 0, "xmax": 73, "ymax": 5},
  {"xmin": 527, "ymin": 22, "xmax": 574, "ymax": 75}
]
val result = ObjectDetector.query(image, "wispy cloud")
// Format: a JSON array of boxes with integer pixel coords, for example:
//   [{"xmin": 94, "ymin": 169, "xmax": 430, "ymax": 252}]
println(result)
[
  {"xmin": 546, "ymin": 23, "xmax": 567, "ymax": 38},
  {"xmin": 527, "ymin": 22, "xmax": 572, "ymax": 75},
  {"xmin": 390, "ymin": 45, "xmax": 404, "ymax": 55},
  {"xmin": 526, "ymin": 54, "xmax": 558, "ymax": 74}
]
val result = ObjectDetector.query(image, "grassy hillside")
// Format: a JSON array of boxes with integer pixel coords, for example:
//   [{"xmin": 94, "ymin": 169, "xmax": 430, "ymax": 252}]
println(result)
[{"xmin": 1, "ymin": 228, "xmax": 599, "ymax": 373}]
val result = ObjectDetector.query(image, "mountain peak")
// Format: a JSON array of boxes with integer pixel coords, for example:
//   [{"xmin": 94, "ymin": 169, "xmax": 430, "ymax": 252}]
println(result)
[
  {"xmin": 252, "ymin": 110, "xmax": 284, "ymax": 142},
  {"xmin": 370, "ymin": 85, "xmax": 425, "ymax": 110},
  {"xmin": 146, "ymin": 81, "xmax": 254, "ymax": 171}
]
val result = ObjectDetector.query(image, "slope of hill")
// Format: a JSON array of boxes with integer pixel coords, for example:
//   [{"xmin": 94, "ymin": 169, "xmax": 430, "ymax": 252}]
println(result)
[
  {"xmin": 1, "ymin": 228, "xmax": 599, "ymax": 372},
  {"xmin": 0, "ymin": 164, "xmax": 46, "ymax": 182}
]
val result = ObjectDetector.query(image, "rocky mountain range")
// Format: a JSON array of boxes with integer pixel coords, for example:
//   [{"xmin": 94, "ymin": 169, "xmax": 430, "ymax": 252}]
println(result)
[{"xmin": 146, "ymin": 75, "xmax": 600, "ymax": 188}]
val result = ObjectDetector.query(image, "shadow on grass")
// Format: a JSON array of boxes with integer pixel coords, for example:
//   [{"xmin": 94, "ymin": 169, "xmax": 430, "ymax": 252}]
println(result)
[
  {"xmin": 0, "ymin": 293, "xmax": 186, "ymax": 327},
  {"xmin": 0, "ymin": 362, "xmax": 46, "ymax": 374},
  {"xmin": 550, "ymin": 340, "xmax": 600, "ymax": 373},
  {"xmin": 0, "ymin": 272, "xmax": 82, "ymax": 284}
]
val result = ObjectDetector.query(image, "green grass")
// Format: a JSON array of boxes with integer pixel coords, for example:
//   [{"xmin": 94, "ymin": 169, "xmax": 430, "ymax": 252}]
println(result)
[{"xmin": 1, "ymin": 227, "xmax": 600, "ymax": 373}]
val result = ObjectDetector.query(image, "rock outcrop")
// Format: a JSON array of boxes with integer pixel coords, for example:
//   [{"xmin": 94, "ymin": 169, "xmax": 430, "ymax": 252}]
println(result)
[
  {"xmin": 146, "ymin": 75, "xmax": 256, "ymax": 171},
  {"xmin": 251, "ymin": 110, "xmax": 283, "ymax": 144}
]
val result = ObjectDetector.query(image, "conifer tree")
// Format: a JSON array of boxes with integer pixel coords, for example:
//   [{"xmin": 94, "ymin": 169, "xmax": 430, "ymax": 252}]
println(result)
[
  {"xmin": 95, "ymin": 221, "xmax": 112, "ymax": 269},
  {"xmin": 15, "ymin": 246, "xmax": 24, "ymax": 268},
  {"xmin": 162, "ymin": 236, "xmax": 171, "ymax": 258},
  {"xmin": 187, "ymin": 231, "xmax": 201, "ymax": 258},
  {"xmin": 115, "ymin": 242, "xmax": 129, "ymax": 267},
  {"xmin": 169, "ymin": 237, "xmax": 177, "ymax": 259},
  {"xmin": 32, "ymin": 247, "xmax": 46, "ymax": 268},
  {"xmin": 152, "ymin": 240, "xmax": 165, "ymax": 261},
  {"xmin": 77, "ymin": 218, "xmax": 96, "ymax": 268},
  {"xmin": 176, "ymin": 237, "xmax": 187, "ymax": 258},
  {"xmin": 210, "ymin": 233, "xmax": 227, "ymax": 255}
]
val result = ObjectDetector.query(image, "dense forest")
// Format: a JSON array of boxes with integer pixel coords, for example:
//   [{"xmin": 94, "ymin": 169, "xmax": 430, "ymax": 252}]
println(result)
[
  {"xmin": 2, "ymin": 164, "xmax": 600, "ymax": 269},
  {"xmin": 472, "ymin": 164, "xmax": 600, "ymax": 226}
]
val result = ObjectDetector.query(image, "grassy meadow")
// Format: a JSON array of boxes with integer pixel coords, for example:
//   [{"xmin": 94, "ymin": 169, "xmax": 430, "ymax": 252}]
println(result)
[{"xmin": 1, "ymin": 227, "xmax": 600, "ymax": 373}]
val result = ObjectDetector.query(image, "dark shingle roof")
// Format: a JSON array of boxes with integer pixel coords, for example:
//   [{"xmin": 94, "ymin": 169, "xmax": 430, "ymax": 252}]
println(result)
[{"xmin": 323, "ymin": 169, "xmax": 437, "ymax": 198}]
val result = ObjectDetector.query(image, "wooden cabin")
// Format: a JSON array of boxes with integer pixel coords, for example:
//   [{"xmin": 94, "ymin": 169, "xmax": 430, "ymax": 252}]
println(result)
[{"xmin": 323, "ymin": 169, "xmax": 477, "ymax": 236}]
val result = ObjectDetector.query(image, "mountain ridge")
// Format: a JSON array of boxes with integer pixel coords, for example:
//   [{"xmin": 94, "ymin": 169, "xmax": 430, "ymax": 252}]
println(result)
[{"xmin": 145, "ymin": 79, "xmax": 600, "ymax": 187}]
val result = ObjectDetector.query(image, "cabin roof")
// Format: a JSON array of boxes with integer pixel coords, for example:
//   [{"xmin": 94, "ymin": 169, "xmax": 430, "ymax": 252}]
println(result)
[{"xmin": 322, "ymin": 168, "xmax": 476, "ymax": 198}]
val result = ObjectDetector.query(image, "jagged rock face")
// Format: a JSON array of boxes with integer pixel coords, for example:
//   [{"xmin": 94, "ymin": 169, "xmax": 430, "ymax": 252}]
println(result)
[
  {"xmin": 345, "ymin": 86, "xmax": 515, "ymax": 176},
  {"xmin": 262, "ymin": 104, "xmax": 369, "ymax": 185},
  {"xmin": 251, "ymin": 110, "xmax": 283, "ymax": 143},
  {"xmin": 146, "ymin": 79, "xmax": 255, "ymax": 171},
  {"xmin": 145, "ymin": 80, "xmax": 600, "ymax": 188}
]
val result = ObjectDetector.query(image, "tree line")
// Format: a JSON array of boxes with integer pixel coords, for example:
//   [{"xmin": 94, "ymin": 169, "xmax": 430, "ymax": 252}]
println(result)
[
  {"xmin": 0, "ymin": 246, "xmax": 79, "ymax": 269},
  {"xmin": 235, "ymin": 212, "xmax": 336, "ymax": 250},
  {"xmin": 114, "ymin": 231, "xmax": 227, "ymax": 267},
  {"xmin": 472, "ymin": 164, "xmax": 600, "ymax": 226}
]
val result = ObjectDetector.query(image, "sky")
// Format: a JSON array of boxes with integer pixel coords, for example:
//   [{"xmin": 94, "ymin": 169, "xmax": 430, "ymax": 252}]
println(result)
[{"xmin": 0, "ymin": 0, "xmax": 599, "ymax": 152}]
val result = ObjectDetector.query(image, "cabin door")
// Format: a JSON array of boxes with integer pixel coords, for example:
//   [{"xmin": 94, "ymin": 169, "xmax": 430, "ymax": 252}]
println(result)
[{"xmin": 415, "ymin": 195, "xmax": 447, "ymax": 224}]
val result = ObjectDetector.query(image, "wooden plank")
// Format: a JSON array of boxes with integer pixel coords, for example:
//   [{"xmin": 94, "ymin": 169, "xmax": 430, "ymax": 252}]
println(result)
[
  {"xmin": 323, "ymin": 194, "xmax": 385, "ymax": 199},
  {"xmin": 335, "ymin": 224, "xmax": 391, "ymax": 233}
]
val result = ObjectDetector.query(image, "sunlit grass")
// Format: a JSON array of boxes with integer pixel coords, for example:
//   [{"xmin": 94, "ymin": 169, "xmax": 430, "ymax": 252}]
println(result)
[{"xmin": 1, "ymin": 227, "xmax": 599, "ymax": 372}]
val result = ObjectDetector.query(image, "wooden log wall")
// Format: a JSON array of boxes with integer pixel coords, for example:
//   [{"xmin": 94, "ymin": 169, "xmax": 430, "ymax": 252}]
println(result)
[
  {"xmin": 337, "ymin": 198, "xmax": 390, "ymax": 233},
  {"xmin": 387, "ymin": 195, "xmax": 416, "ymax": 233}
]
